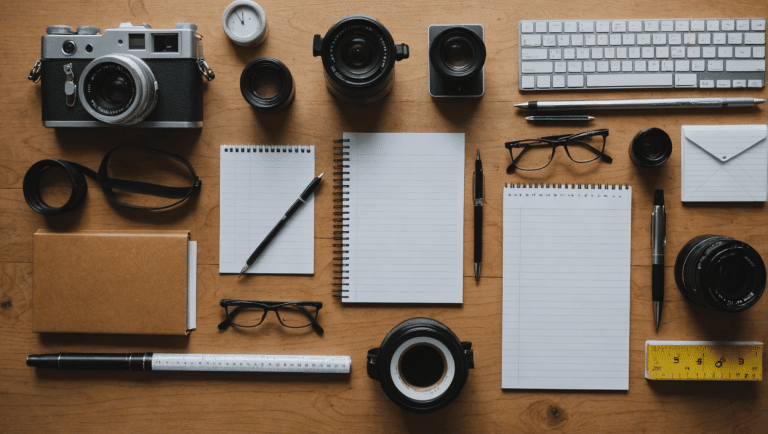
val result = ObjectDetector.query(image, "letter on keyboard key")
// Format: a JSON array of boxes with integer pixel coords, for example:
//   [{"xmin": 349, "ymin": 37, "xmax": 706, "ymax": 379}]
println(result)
[
  {"xmin": 725, "ymin": 60, "xmax": 765, "ymax": 72},
  {"xmin": 728, "ymin": 33, "xmax": 742, "ymax": 44},
  {"xmin": 521, "ymin": 22, "xmax": 534, "ymax": 33},
  {"xmin": 747, "ymin": 80, "xmax": 763, "ymax": 88},
  {"xmin": 675, "ymin": 60, "xmax": 690, "ymax": 72},
  {"xmin": 708, "ymin": 60, "xmax": 724, "ymax": 71},
  {"xmin": 587, "ymin": 74, "xmax": 672, "ymax": 87},
  {"xmin": 521, "ymin": 35, "xmax": 542, "ymax": 47},
  {"xmin": 596, "ymin": 21, "xmax": 610, "ymax": 32},
  {"xmin": 521, "ymin": 49, "xmax": 549, "ymax": 60},
  {"xmin": 578, "ymin": 21, "xmax": 594, "ymax": 32},
  {"xmin": 552, "ymin": 75, "xmax": 565, "ymax": 88},
  {"xmin": 549, "ymin": 22, "xmax": 563, "ymax": 32},
  {"xmin": 521, "ymin": 61, "xmax": 554, "ymax": 73},
  {"xmin": 691, "ymin": 20, "xmax": 705, "ymax": 31},
  {"xmin": 692, "ymin": 60, "xmax": 705, "ymax": 71},
  {"xmin": 744, "ymin": 33, "xmax": 765, "ymax": 44},
  {"xmin": 628, "ymin": 21, "xmax": 642, "ymax": 32},
  {"xmin": 644, "ymin": 20, "xmax": 659, "ymax": 32},
  {"xmin": 717, "ymin": 79, "xmax": 731, "ymax": 88},
  {"xmin": 535, "ymin": 22, "xmax": 547, "ymax": 33},
  {"xmin": 521, "ymin": 76, "xmax": 535, "ymax": 89},
  {"xmin": 675, "ymin": 74, "xmax": 697, "ymax": 87},
  {"xmin": 733, "ymin": 79, "xmax": 746, "ymax": 88},
  {"xmin": 753, "ymin": 20, "xmax": 766, "ymax": 31},
  {"xmin": 735, "ymin": 47, "xmax": 751, "ymax": 58},
  {"xmin": 567, "ymin": 75, "xmax": 584, "ymax": 87},
  {"xmin": 700, "ymin": 79, "xmax": 714, "ymax": 88}
]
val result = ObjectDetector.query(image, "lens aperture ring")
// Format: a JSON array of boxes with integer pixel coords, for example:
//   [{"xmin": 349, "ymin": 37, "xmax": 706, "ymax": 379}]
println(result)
[{"xmin": 240, "ymin": 57, "xmax": 295, "ymax": 111}]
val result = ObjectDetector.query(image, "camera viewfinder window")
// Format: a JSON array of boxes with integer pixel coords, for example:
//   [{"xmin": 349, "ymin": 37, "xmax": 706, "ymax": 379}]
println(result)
[
  {"xmin": 128, "ymin": 34, "xmax": 146, "ymax": 50},
  {"xmin": 153, "ymin": 34, "xmax": 179, "ymax": 53}
]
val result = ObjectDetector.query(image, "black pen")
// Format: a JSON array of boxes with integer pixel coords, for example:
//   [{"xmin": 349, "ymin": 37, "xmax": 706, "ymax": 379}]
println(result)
[
  {"xmin": 473, "ymin": 150, "xmax": 483, "ymax": 282},
  {"xmin": 651, "ymin": 189, "xmax": 666, "ymax": 330},
  {"xmin": 238, "ymin": 173, "xmax": 323, "ymax": 278}
]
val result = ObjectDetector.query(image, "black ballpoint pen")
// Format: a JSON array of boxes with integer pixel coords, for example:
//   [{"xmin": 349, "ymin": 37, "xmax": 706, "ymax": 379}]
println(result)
[
  {"xmin": 238, "ymin": 173, "xmax": 323, "ymax": 278},
  {"xmin": 473, "ymin": 150, "xmax": 484, "ymax": 282},
  {"xmin": 651, "ymin": 189, "xmax": 666, "ymax": 330}
]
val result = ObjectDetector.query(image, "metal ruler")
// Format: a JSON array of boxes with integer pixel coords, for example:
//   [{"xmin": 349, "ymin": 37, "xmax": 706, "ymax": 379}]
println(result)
[
  {"xmin": 645, "ymin": 341, "xmax": 762, "ymax": 381},
  {"xmin": 151, "ymin": 353, "xmax": 351, "ymax": 374}
]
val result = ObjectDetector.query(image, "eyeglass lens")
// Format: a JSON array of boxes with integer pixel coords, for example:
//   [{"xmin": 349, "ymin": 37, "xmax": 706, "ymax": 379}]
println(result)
[
  {"xmin": 226, "ymin": 304, "xmax": 317, "ymax": 328},
  {"xmin": 511, "ymin": 134, "xmax": 605, "ymax": 170}
]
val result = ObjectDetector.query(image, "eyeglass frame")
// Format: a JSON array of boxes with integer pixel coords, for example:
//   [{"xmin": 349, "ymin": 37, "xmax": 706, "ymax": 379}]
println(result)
[
  {"xmin": 504, "ymin": 129, "xmax": 613, "ymax": 174},
  {"xmin": 218, "ymin": 299, "xmax": 324, "ymax": 335}
]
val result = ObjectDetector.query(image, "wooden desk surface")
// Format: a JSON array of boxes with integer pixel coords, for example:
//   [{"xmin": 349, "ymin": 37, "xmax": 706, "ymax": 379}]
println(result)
[{"xmin": 1, "ymin": 0, "xmax": 766, "ymax": 432}]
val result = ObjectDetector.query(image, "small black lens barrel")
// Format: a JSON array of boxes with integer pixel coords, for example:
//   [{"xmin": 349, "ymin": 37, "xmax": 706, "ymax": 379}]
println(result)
[
  {"xmin": 629, "ymin": 127, "xmax": 672, "ymax": 167},
  {"xmin": 430, "ymin": 27, "xmax": 486, "ymax": 80},
  {"xmin": 240, "ymin": 57, "xmax": 295, "ymax": 111}
]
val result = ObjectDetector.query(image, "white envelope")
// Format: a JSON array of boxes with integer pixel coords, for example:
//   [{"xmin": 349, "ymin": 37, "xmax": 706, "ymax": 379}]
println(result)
[{"xmin": 681, "ymin": 125, "xmax": 768, "ymax": 202}]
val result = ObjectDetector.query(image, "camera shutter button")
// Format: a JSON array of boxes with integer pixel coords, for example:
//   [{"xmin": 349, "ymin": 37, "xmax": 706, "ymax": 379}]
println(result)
[
  {"xmin": 47, "ymin": 25, "xmax": 75, "ymax": 35},
  {"xmin": 76, "ymin": 26, "xmax": 100, "ymax": 35}
]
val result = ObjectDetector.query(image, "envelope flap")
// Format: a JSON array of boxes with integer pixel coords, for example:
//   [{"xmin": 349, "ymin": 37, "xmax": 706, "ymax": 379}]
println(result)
[{"xmin": 683, "ymin": 125, "xmax": 767, "ymax": 162}]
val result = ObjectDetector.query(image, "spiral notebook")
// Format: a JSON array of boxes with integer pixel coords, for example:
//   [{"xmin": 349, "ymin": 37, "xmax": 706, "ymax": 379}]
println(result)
[
  {"xmin": 333, "ymin": 132, "xmax": 465, "ymax": 303},
  {"xmin": 502, "ymin": 184, "xmax": 632, "ymax": 390},
  {"xmin": 219, "ymin": 145, "xmax": 315, "ymax": 275}
]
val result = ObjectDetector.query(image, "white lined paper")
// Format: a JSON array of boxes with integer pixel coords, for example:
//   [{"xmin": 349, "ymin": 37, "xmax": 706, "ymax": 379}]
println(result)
[
  {"xmin": 502, "ymin": 185, "xmax": 631, "ymax": 390},
  {"xmin": 219, "ymin": 145, "xmax": 315, "ymax": 275},
  {"xmin": 341, "ymin": 133, "xmax": 464, "ymax": 303}
]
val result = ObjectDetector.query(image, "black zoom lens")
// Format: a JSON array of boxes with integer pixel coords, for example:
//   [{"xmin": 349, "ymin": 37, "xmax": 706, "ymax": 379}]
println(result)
[
  {"xmin": 313, "ymin": 15, "xmax": 409, "ymax": 104},
  {"xmin": 674, "ymin": 235, "xmax": 766, "ymax": 312},
  {"xmin": 240, "ymin": 57, "xmax": 295, "ymax": 111},
  {"xmin": 430, "ymin": 27, "xmax": 485, "ymax": 80}
]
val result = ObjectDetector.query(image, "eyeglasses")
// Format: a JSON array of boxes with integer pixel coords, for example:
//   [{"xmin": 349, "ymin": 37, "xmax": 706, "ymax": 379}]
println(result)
[
  {"xmin": 218, "ymin": 299, "xmax": 324, "ymax": 335},
  {"xmin": 504, "ymin": 129, "xmax": 613, "ymax": 174}
]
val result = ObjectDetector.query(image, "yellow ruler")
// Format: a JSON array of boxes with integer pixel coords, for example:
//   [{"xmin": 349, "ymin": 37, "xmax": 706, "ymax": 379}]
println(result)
[{"xmin": 645, "ymin": 341, "xmax": 763, "ymax": 381}]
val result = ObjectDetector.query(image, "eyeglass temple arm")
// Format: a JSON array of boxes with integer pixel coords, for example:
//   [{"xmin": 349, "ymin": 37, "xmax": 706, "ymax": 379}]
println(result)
[{"xmin": 574, "ymin": 141, "xmax": 613, "ymax": 163}]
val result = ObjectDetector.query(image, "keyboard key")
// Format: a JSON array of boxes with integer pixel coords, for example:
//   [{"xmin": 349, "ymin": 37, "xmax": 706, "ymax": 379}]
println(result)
[
  {"xmin": 660, "ymin": 21, "xmax": 674, "ymax": 32},
  {"xmin": 637, "ymin": 34, "xmax": 651, "ymax": 45},
  {"xmin": 753, "ymin": 20, "xmax": 766, "ymax": 31},
  {"xmin": 653, "ymin": 34, "xmax": 666, "ymax": 45},
  {"xmin": 698, "ymin": 33, "xmax": 711, "ymax": 45},
  {"xmin": 616, "ymin": 47, "xmax": 628, "ymax": 58},
  {"xmin": 683, "ymin": 34, "xmax": 696, "ymax": 45},
  {"xmin": 675, "ymin": 60, "xmax": 690, "ymax": 72},
  {"xmin": 577, "ymin": 48, "xmax": 590, "ymax": 59},
  {"xmin": 747, "ymin": 79, "xmax": 763, "ymax": 88},
  {"xmin": 521, "ymin": 49, "xmax": 549, "ymax": 60},
  {"xmin": 706, "ymin": 20, "xmax": 719, "ymax": 31},
  {"xmin": 549, "ymin": 22, "xmax": 563, "ymax": 32},
  {"xmin": 644, "ymin": 20, "xmax": 659, "ymax": 32},
  {"xmin": 628, "ymin": 47, "xmax": 640, "ymax": 58},
  {"xmin": 692, "ymin": 60, "xmax": 705, "ymax": 71},
  {"xmin": 597, "ymin": 61, "xmax": 610, "ymax": 72},
  {"xmin": 728, "ymin": 33, "xmax": 742, "ymax": 44},
  {"xmin": 735, "ymin": 47, "xmax": 751, "ymax": 58},
  {"xmin": 726, "ymin": 60, "xmax": 765, "ymax": 72},
  {"xmin": 584, "ymin": 61, "xmax": 596, "ymax": 72},
  {"xmin": 612, "ymin": 21, "xmax": 626, "ymax": 32},
  {"xmin": 691, "ymin": 20, "xmax": 705, "ymax": 31},
  {"xmin": 635, "ymin": 60, "xmax": 647, "ymax": 72},
  {"xmin": 712, "ymin": 33, "xmax": 726, "ymax": 44},
  {"xmin": 567, "ymin": 75, "xmax": 584, "ymax": 87},
  {"xmin": 671, "ymin": 47, "xmax": 685, "ymax": 58},
  {"xmin": 622, "ymin": 60, "xmax": 633, "ymax": 71},
  {"xmin": 587, "ymin": 73, "xmax": 672, "ymax": 87},
  {"xmin": 716, "ymin": 79, "xmax": 731, "ymax": 88},
  {"xmin": 648, "ymin": 60, "xmax": 660, "ymax": 71},
  {"xmin": 571, "ymin": 34, "xmax": 584, "ymax": 46},
  {"xmin": 736, "ymin": 20, "xmax": 749, "ymax": 31},
  {"xmin": 521, "ymin": 22, "xmax": 534, "ymax": 33},
  {"xmin": 668, "ymin": 34, "xmax": 682, "ymax": 45},
  {"xmin": 628, "ymin": 21, "xmax": 642, "ymax": 32},
  {"xmin": 733, "ymin": 79, "xmax": 746, "ymax": 88},
  {"xmin": 535, "ymin": 22, "xmax": 548, "ymax": 33},
  {"xmin": 661, "ymin": 60, "xmax": 674, "ymax": 71},
  {"xmin": 521, "ymin": 75, "xmax": 535, "ymax": 89},
  {"xmin": 521, "ymin": 61, "xmax": 554, "ymax": 73},
  {"xmin": 585, "ymin": 35, "xmax": 596, "ymax": 46},
  {"xmin": 537, "ymin": 75, "xmax": 551, "ymax": 88},
  {"xmin": 591, "ymin": 48, "xmax": 604, "ymax": 59},
  {"xmin": 700, "ymin": 79, "xmax": 714, "ymax": 88},
  {"xmin": 610, "ymin": 34, "xmax": 622, "ymax": 45},
  {"xmin": 687, "ymin": 47, "xmax": 701, "ymax": 58},
  {"xmin": 642, "ymin": 47, "xmax": 655, "ymax": 58},
  {"xmin": 703, "ymin": 47, "xmax": 716, "ymax": 58},
  {"xmin": 557, "ymin": 35, "xmax": 570, "ymax": 45},
  {"xmin": 578, "ymin": 21, "xmax": 594, "ymax": 32},
  {"xmin": 754, "ymin": 47, "xmax": 765, "ymax": 58},
  {"xmin": 521, "ymin": 35, "xmax": 542, "ymax": 46},
  {"xmin": 597, "ymin": 34, "xmax": 608, "ymax": 45},
  {"xmin": 744, "ymin": 33, "xmax": 765, "ymax": 45},
  {"xmin": 564, "ymin": 48, "xmax": 576, "ymax": 59},
  {"xmin": 718, "ymin": 47, "xmax": 733, "ymax": 58},
  {"xmin": 675, "ymin": 20, "xmax": 689, "ymax": 32},
  {"xmin": 721, "ymin": 20, "xmax": 734, "ymax": 31},
  {"xmin": 554, "ymin": 61, "xmax": 566, "ymax": 72},
  {"xmin": 550, "ymin": 48, "xmax": 562, "ymax": 59},
  {"xmin": 708, "ymin": 60, "xmax": 724, "ymax": 71},
  {"xmin": 564, "ymin": 22, "xmax": 577, "ymax": 33},
  {"xmin": 568, "ymin": 61, "xmax": 582, "ymax": 72},
  {"xmin": 622, "ymin": 34, "xmax": 635, "ymax": 45},
  {"xmin": 596, "ymin": 21, "xmax": 610, "ymax": 33},
  {"xmin": 543, "ymin": 35, "xmax": 557, "ymax": 46},
  {"xmin": 552, "ymin": 75, "xmax": 565, "ymax": 88},
  {"xmin": 675, "ymin": 74, "xmax": 697, "ymax": 87},
  {"xmin": 610, "ymin": 60, "xmax": 621, "ymax": 71},
  {"xmin": 604, "ymin": 47, "xmax": 615, "ymax": 58}
]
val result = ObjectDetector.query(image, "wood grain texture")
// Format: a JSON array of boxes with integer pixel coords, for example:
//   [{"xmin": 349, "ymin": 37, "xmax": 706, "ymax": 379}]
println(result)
[{"xmin": 1, "ymin": 0, "xmax": 767, "ymax": 432}]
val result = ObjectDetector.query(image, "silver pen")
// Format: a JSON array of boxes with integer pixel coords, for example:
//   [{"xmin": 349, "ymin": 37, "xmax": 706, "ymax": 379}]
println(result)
[{"xmin": 515, "ymin": 97, "xmax": 766, "ymax": 112}]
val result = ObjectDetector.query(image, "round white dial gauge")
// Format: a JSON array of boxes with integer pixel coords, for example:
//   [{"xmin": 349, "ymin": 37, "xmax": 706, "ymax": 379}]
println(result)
[{"xmin": 222, "ymin": 0, "xmax": 268, "ymax": 46}]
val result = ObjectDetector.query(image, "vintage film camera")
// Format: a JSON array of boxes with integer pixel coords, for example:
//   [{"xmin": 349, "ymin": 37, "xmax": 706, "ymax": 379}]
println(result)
[{"xmin": 29, "ymin": 22, "xmax": 215, "ymax": 128}]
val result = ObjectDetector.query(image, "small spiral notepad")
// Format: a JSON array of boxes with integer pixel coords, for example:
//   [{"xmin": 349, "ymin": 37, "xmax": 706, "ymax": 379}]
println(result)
[
  {"xmin": 502, "ymin": 184, "xmax": 632, "ymax": 390},
  {"xmin": 219, "ymin": 145, "xmax": 315, "ymax": 275}
]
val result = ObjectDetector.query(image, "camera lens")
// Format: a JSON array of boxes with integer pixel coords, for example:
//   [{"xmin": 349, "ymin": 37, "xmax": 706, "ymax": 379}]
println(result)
[
  {"xmin": 674, "ymin": 235, "xmax": 766, "ymax": 312},
  {"xmin": 313, "ymin": 15, "xmax": 409, "ymax": 104},
  {"xmin": 79, "ymin": 54, "xmax": 158, "ymax": 125},
  {"xmin": 629, "ymin": 127, "xmax": 672, "ymax": 167},
  {"xmin": 240, "ymin": 57, "xmax": 295, "ymax": 111},
  {"xmin": 430, "ymin": 27, "xmax": 485, "ymax": 80},
  {"xmin": 62, "ymin": 40, "xmax": 76, "ymax": 55}
]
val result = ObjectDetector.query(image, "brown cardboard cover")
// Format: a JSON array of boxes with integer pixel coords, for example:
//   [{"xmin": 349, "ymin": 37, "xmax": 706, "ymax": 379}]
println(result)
[{"xmin": 33, "ymin": 230, "xmax": 192, "ymax": 335}]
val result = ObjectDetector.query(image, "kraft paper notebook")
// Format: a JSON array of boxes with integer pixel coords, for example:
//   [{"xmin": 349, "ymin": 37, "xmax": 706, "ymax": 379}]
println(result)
[
  {"xmin": 33, "ymin": 230, "xmax": 197, "ymax": 336},
  {"xmin": 502, "ymin": 184, "xmax": 632, "ymax": 390},
  {"xmin": 333, "ymin": 132, "xmax": 465, "ymax": 303},
  {"xmin": 220, "ymin": 145, "xmax": 315, "ymax": 274}
]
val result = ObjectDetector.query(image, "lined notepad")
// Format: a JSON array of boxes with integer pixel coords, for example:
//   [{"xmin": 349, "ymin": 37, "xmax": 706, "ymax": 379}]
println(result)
[
  {"xmin": 220, "ymin": 145, "xmax": 315, "ymax": 275},
  {"xmin": 334, "ymin": 133, "xmax": 465, "ymax": 303},
  {"xmin": 502, "ymin": 184, "xmax": 632, "ymax": 390}
]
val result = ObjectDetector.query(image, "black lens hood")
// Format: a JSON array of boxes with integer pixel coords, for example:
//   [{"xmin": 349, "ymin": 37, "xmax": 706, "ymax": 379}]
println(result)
[
  {"xmin": 366, "ymin": 317, "xmax": 473, "ymax": 413},
  {"xmin": 629, "ymin": 127, "xmax": 672, "ymax": 167},
  {"xmin": 240, "ymin": 57, "xmax": 295, "ymax": 111},
  {"xmin": 430, "ymin": 26, "xmax": 486, "ymax": 81}
]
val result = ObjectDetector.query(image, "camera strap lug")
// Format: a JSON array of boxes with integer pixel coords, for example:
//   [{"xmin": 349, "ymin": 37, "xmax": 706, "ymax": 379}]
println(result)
[
  {"xmin": 395, "ymin": 44, "xmax": 410, "ymax": 61},
  {"xmin": 63, "ymin": 64, "xmax": 77, "ymax": 107},
  {"xmin": 29, "ymin": 59, "xmax": 42, "ymax": 83},
  {"xmin": 195, "ymin": 34, "xmax": 215, "ymax": 81}
]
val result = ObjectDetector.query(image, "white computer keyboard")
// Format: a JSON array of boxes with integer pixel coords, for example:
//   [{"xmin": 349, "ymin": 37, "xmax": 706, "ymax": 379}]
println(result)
[{"xmin": 518, "ymin": 18, "xmax": 766, "ymax": 90}]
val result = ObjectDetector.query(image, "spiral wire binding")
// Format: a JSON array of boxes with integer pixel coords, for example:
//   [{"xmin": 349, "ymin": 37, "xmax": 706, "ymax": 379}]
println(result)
[
  {"xmin": 503, "ymin": 183, "xmax": 629, "ymax": 189},
  {"xmin": 222, "ymin": 144, "xmax": 312, "ymax": 153},
  {"xmin": 333, "ymin": 138, "xmax": 351, "ymax": 299}
]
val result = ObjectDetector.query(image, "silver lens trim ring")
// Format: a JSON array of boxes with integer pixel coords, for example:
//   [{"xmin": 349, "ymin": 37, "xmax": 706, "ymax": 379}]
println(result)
[
  {"xmin": 389, "ymin": 336, "xmax": 456, "ymax": 403},
  {"xmin": 78, "ymin": 54, "xmax": 158, "ymax": 125}
]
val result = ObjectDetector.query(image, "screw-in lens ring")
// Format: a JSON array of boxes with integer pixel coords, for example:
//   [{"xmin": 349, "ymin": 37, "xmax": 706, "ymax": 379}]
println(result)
[
  {"xmin": 430, "ymin": 27, "xmax": 486, "ymax": 80},
  {"xmin": 240, "ymin": 57, "xmax": 295, "ymax": 111}
]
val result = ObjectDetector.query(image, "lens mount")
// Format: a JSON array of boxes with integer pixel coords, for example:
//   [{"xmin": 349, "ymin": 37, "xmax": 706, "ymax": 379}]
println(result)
[
  {"xmin": 367, "ymin": 318, "xmax": 473, "ymax": 413},
  {"xmin": 430, "ymin": 27, "xmax": 486, "ymax": 80},
  {"xmin": 313, "ymin": 15, "xmax": 409, "ymax": 103},
  {"xmin": 674, "ymin": 235, "xmax": 766, "ymax": 312},
  {"xmin": 240, "ymin": 57, "xmax": 295, "ymax": 111},
  {"xmin": 79, "ymin": 54, "xmax": 158, "ymax": 125}
]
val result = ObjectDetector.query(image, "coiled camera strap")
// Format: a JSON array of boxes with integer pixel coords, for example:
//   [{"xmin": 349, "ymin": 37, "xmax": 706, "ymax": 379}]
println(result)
[{"xmin": 23, "ymin": 146, "xmax": 201, "ymax": 215}]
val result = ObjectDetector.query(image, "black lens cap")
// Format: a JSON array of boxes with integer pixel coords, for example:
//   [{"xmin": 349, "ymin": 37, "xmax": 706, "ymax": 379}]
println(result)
[{"xmin": 629, "ymin": 127, "xmax": 672, "ymax": 167}]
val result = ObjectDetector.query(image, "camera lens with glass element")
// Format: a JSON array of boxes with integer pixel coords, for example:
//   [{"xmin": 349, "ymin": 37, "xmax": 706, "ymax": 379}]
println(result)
[
  {"xmin": 240, "ymin": 57, "xmax": 295, "ymax": 111},
  {"xmin": 61, "ymin": 40, "xmax": 76, "ymax": 55},
  {"xmin": 428, "ymin": 25, "xmax": 485, "ymax": 97},
  {"xmin": 313, "ymin": 15, "xmax": 409, "ymax": 104},
  {"xmin": 674, "ymin": 235, "xmax": 766, "ymax": 312},
  {"xmin": 629, "ymin": 127, "xmax": 672, "ymax": 167},
  {"xmin": 78, "ymin": 54, "xmax": 158, "ymax": 125}
]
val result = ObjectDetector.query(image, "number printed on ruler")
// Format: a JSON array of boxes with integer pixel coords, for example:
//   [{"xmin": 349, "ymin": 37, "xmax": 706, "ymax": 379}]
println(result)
[
  {"xmin": 152, "ymin": 354, "xmax": 351, "ymax": 374},
  {"xmin": 645, "ymin": 341, "xmax": 763, "ymax": 381}
]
